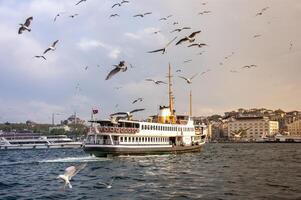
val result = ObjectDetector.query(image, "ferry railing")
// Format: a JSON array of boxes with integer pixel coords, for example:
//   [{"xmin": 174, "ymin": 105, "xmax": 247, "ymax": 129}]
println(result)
[{"xmin": 96, "ymin": 126, "xmax": 139, "ymax": 134}]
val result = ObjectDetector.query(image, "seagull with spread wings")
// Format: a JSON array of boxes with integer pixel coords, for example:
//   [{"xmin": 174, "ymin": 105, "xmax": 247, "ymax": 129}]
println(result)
[
  {"xmin": 132, "ymin": 98, "xmax": 143, "ymax": 104},
  {"xmin": 110, "ymin": 109, "xmax": 145, "ymax": 120},
  {"xmin": 178, "ymin": 73, "xmax": 200, "ymax": 84},
  {"xmin": 256, "ymin": 7, "xmax": 269, "ymax": 16},
  {"xmin": 18, "ymin": 16, "xmax": 33, "ymax": 34},
  {"xmin": 176, "ymin": 31, "xmax": 201, "ymax": 45},
  {"xmin": 76, "ymin": 0, "xmax": 87, "ymax": 5},
  {"xmin": 110, "ymin": 14, "xmax": 120, "ymax": 18},
  {"xmin": 242, "ymin": 65, "xmax": 257, "ymax": 69},
  {"xmin": 187, "ymin": 43, "xmax": 207, "ymax": 48},
  {"xmin": 43, "ymin": 40, "xmax": 59, "ymax": 54},
  {"xmin": 170, "ymin": 27, "xmax": 191, "ymax": 33},
  {"xmin": 147, "ymin": 36, "xmax": 177, "ymax": 54},
  {"xmin": 145, "ymin": 79, "xmax": 167, "ymax": 85},
  {"xmin": 34, "ymin": 55, "xmax": 46, "ymax": 60},
  {"xmin": 133, "ymin": 12, "xmax": 152, "ymax": 17},
  {"xmin": 57, "ymin": 163, "xmax": 87, "ymax": 189},
  {"xmin": 105, "ymin": 61, "xmax": 128, "ymax": 80},
  {"xmin": 97, "ymin": 178, "xmax": 115, "ymax": 189}
]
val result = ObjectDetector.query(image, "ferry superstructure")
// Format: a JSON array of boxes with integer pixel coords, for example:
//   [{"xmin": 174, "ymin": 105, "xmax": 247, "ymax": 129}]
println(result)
[
  {"xmin": 0, "ymin": 133, "xmax": 82, "ymax": 150},
  {"xmin": 84, "ymin": 64, "xmax": 208, "ymax": 157}
]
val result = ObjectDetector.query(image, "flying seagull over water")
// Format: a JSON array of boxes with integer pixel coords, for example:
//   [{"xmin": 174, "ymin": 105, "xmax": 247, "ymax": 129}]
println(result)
[
  {"xmin": 57, "ymin": 163, "xmax": 87, "ymax": 189},
  {"xmin": 43, "ymin": 40, "xmax": 59, "ymax": 54},
  {"xmin": 178, "ymin": 73, "xmax": 200, "ymax": 84},
  {"xmin": 97, "ymin": 178, "xmax": 115, "ymax": 189},
  {"xmin": 170, "ymin": 27, "xmax": 191, "ymax": 33},
  {"xmin": 133, "ymin": 12, "xmax": 152, "ymax": 17},
  {"xmin": 76, "ymin": 0, "xmax": 87, "ymax": 5},
  {"xmin": 105, "ymin": 61, "xmax": 128, "ymax": 80},
  {"xmin": 18, "ymin": 16, "xmax": 33, "ymax": 34},
  {"xmin": 132, "ymin": 98, "xmax": 143, "ymax": 104},
  {"xmin": 187, "ymin": 43, "xmax": 207, "ymax": 48},
  {"xmin": 145, "ymin": 79, "xmax": 167, "ymax": 85},
  {"xmin": 34, "ymin": 55, "xmax": 46, "ymax": 60},
  {"xmin": 147, "ymin": 36, "xmax": 177, "ymax": 54},
  {"xmin": 110, "ymin": 14, "xmax": 120, "ymax": 18},
  {"xmin": 176, "ymin": 31, "xmax": 201, "ymax": 45}
]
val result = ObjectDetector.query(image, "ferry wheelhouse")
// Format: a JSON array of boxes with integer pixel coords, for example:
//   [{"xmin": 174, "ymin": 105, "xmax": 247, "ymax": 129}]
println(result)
[{"xmin": 84, "ymin": 64, "xmax": 208, "ymax": 157}]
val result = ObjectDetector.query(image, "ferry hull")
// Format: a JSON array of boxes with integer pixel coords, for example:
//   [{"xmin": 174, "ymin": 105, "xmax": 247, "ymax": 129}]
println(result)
[
  {"xmin": 0, "ymin": 143, "xmax": 82, "ymax": 150},
  {"xmin": 84, "ymin": 143, "xmax": 204, "ymax": 157}
]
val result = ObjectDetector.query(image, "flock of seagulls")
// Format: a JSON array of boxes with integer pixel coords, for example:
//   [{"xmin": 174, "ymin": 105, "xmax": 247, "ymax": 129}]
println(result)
[{"xmin": 15, "ymin": 0, "xmax": 298, "ymax": 191}]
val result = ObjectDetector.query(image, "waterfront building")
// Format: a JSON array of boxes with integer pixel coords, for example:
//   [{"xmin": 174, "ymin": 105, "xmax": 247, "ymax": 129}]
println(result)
[
  {"xmin": 228, "ymin": 116, "xmax": 279, "ymax": 141},
  {"xmin": 286, "ymin": 119, "xmax": 301, "ymax": 136}
]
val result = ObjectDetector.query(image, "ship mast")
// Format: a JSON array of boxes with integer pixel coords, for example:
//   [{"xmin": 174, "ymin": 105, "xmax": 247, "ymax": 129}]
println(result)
[
  {"xmin": 189, "ymin": 90, "xmax": 192, "ymax": 117},
  {"xmin": 168, "ymin": 63, "xmax": 174, "ymax": 115}
]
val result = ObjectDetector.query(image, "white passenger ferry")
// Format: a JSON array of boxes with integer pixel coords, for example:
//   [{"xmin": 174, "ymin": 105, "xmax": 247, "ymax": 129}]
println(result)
[
  {"xmin": 0, "ymin": 133, "xmax": 82, "ymax": 150},
  {"xmin": 84, "ymin": 64, "xmax": 208, "ymax": 157}
]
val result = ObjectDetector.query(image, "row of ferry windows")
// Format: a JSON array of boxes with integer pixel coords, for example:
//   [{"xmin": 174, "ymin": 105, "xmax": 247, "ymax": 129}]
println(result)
[
  {"xmin": 140, "ymin": 125, "xmax": 194, "ymax": 132},
  {"xmin": 120, "ymin": 137, "xmax": 168, "ymax": 143}
]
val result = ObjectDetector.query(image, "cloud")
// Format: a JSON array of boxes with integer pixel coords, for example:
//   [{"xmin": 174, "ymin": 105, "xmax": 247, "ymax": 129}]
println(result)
[{"xmin": 77, "ymin": 38, "xmax": 121, "ymax": 59}]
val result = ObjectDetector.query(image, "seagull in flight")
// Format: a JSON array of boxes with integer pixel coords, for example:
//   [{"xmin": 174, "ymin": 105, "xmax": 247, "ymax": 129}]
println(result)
[
  {"xmin": 133, "ymin": 12, "xmax": 152, "ymax": 17},
  {"xmin": 43, "ymin": 40, "xmax": 59, "ymax": 54},
  {"xmin": 110, "ymin": 109, "xmax": 145, "ymax": 120},
  {"xmin": 173, "ymin": 22, "xmax": 179, "ymax": 25},
  {"xmin": 34, "ymin": 55, "xmax": 46, "ymax": 60},
  {"xmin": 132, "ymin": 98, "xmax": 143, "ymax": 104},
  {"xmin": 176, "ymin": 69, "xmax": 182, "ymax": 73},
  {"xmin": 97, "ymin": 178, "xmax": 115, "ymax": 189},
  {"xmin": 112, "ymin": 3, "xmax": 121, "ymax": 8},
  {"xmin": 198, "ymin": 11, "xmax": 211, "ymax": 15},
  {"xmin": 178, "ymin": 73, "xmax": 200, "ymax": 84},
  {"xmin": 147, "ymin": 36, "xmax": 177, "ymax": 54},
  {"xmin": 253, "ymin": 34, "xmax": 261, "ymax": 38},
  {"xmin": 69, "ymin": 14, "xmax": 79, "ymax": 18},
  {"xmin": 145, "ymin": 79, "xmax": 167, "ymax": 85},
  {"xmin": 54, "ymin": 12, "xmax": 65, "ymax": 22},
  {"xmin": 176, "ymin": 31, "xmax": 201, "ymax": 45},
  {"xmin": 170, "ymin": 27, "xmax": 191, "ymax": 33},
  {"xmin": 110, "ymin": 14, "xmax": 120, "ymax": 18},
  {"xmin": 289, "ymin": 42, "xmax": 293, "ymax": 51},
  {"xmin": 105, "ymin": 61, "xmax": 128, "ymax": 80},
  {"xmin": 187, "ymin": 43, "xmax": 207, "ymax": 48},
  {"xmin": 76, "ymin": 0, "xmax": 87, "ymax": 6},
  {"xmin": 242, "ymin": 65, "xmax": 257, "ymax": 69},
  {"xmin": 183, "ymin": 59, "xmax": 192, "ymax": 63},
  {"xmin": 159, "ymin": 15, "xmax": 172, "ymax": 21},
  {"xmin": 57, "ymin": 163, "xmax": 87, "ymax": 189},
  {"xmin": 256, "ymin": 7, "xmax": 269, "ymax": 16},
  {"xmin": 18, "ymin": 16, "xmax": 33, "ymax": 34},
  {"xmin": 230, "ymin": 70, "xmax": 238, "ymax": 73}
]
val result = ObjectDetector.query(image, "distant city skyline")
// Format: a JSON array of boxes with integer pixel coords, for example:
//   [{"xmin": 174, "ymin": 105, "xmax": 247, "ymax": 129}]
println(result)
[{"xmin": 0, "ymin": 0, "xmax": 300, "ymax": 123}]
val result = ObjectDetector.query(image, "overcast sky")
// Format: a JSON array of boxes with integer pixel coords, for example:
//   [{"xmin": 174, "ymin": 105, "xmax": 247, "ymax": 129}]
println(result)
[{"xmin": 0, "ymin": 0, "xmax": 300, "ymax": 123}]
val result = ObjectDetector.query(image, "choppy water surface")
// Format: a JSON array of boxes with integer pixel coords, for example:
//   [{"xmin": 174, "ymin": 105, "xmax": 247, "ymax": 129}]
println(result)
[{"xmin": 0, "ymin": 143, "xmax": 300, "ymax": 200}]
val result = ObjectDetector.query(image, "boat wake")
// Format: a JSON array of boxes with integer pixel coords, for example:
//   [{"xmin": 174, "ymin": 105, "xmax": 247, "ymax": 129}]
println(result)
[{"xmin": 39, "ymin": 155, "xmax": 110, "ymax": 163}]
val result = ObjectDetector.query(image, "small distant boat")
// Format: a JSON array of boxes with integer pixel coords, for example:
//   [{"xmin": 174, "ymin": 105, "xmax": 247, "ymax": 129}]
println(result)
[{"xmin": 0, "ymin": 133, "xmax": 82, "ymax": 150}]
